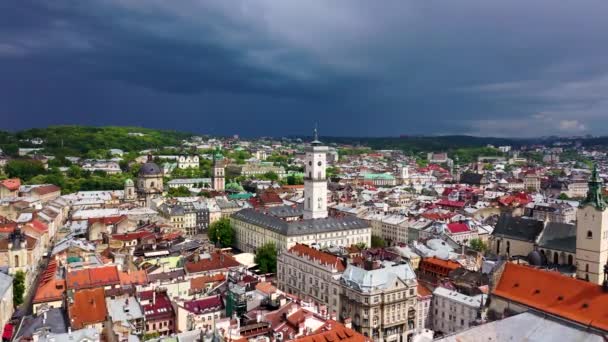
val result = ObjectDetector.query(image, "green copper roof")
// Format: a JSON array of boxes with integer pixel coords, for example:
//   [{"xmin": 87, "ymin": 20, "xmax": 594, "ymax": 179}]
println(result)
[
  {"xmin": 228, "ymin": 193, "xmax": 254, "ymax": 200},
  {"xmin": 363, "ymin": 173, "xmax": 395, "ymax": 180},
  {"xmin": 213, "ymin": 147, "xmax": 223, "ymax": 160},
  {"xmin": 581, "ymin": 164, "xmax": 606, "ymax": 210}
]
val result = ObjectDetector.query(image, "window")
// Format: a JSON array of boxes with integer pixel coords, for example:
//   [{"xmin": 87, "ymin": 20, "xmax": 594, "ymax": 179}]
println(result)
[
  {"xmin": 587, "ymin": 230, "xmax": 593, "ymax": 239},
  {"xmin": 13, "ymin": 255, "xmax": 19, "ymax": 267}
]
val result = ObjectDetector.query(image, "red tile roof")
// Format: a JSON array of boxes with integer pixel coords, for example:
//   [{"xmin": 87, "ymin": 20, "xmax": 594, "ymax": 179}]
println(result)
[
  {"xmin": 417, "ymin": 284, "xmax": 433, "ymax": 297},
  {"xmin": 288, "ymin": 243, "xmax": 346, "ymax": 272},
  {"xmin": 119, "ymin": 270, "xmax": 148, "ymax": 286},
  {"xmin": 32, "ymin": 184, "xmax": 61, "ymax": 196},
  {"xmin": 0, "ymin": 178, "xmax": 20, "ymax": 191},
  {"xmin": 68, "ymin": 288, "xmax": 108, "ymax": 329},
  {"xmin": 190, "ymin": 274, "xmax": 226, "ymax": 293},
  {"xmin": 420, "ymin": 257, "xmax": 462, "ymax": 271},
  {"xmin": 446, "ymin": 222, "xmax": 470, "ymax": 234},
  {"xmin": 139, "ymin": 290, "xmax": 175, "ymax": 321},
  {"xmin": 436, "ymin": 199, "xmax": 466, "ymax": 209},
  {"xmin": 33, "ymin": 260, "xmax": 65, "ymax": 304},
  {"xmin": 494, "ymin": 263, "xmax": 608, "ymax": 331},
  {"xmin": 111, "ymin": 231, "xmax": 154, "ymax": 241},
  {"xmin": 183, "ymin": 295, "xmax": 223, "ymax": 314},
  {"xmin": 290, "ymin": 320, "xmax": 370, "ymax": 342},
  {"xmin": 184, "ymin": 251, "xmax": 241, "ymax": 274},
  {"xmin": 88, "ymin": 215, "xmax": 127, "ymax": 226},
  {"xmin": 255, "ymin": 281, "xmax": 277, "ymax": 295},
  {"xmin": 0, "ymin": 216, "xmax": 16, "ymax": 234},
  {"xmin": 66, "ymin": 265, "xmax": 120, "ymax": 290}
]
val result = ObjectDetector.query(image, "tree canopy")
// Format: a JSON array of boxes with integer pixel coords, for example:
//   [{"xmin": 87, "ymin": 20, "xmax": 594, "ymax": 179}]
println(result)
[
  {"xmin": 207, "ymin": 217, "xmax": 234, "ymax": 248},
  {"xmin": 371, "ymin": 235, "xmax": 386, "ymax": 248},
  {"xmin": 255, "ymin": 242, "xmax": 278, "ymax": 274},
  {"xmin": 6, "ymin": 159, "xmax": 46, "ymax": 181},
  {"xmin": 469, "ymin": 238, "xmax": 488, "ymax": 253},
  {"xmin": 13, "ymin": 270, "xmax": 25, "ymax": 307},
  {"xmin": 167, "ymin": 186, "xmax": 192, "ymax": 197}
]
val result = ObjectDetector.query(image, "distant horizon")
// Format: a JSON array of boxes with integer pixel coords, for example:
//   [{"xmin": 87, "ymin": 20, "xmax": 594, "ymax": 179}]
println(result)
[{"xmin": 2, "ymin": 124, "xmax": 604, "ymax": 141}]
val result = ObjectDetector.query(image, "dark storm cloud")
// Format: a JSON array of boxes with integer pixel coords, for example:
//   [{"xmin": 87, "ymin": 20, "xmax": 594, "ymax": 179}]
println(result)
[{"xmin": 1, "ymin": 1, "xmax": 608, "ymax": 136}]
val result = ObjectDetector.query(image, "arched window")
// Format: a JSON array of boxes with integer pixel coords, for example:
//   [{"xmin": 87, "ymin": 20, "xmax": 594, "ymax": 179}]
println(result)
[
  {"xmin": 553, "ymin": 252, "xmax": 559, "ymax": 265},
  {"xmin": 568, "ymin": 255, "xmax": 573, "ymax": 265},
  {"xmin": 588, "ymin": 230, "xmax": 593, "ymax": 239},
  {"xmin": 586, "ymin": 264, "xmax": 590, "ymax": 272},
  {"xmin": 14, "ymin": 255, "xmax": 19, "ymax": 267},
  {"xmin": 150, "ymin": 181, "xmax": 155, "ymax": 188}
]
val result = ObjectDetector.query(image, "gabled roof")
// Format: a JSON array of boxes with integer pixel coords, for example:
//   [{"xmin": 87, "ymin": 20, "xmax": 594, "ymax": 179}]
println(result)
[
  {"xmin": 492, "ymin": 214, "xmax": 544, "ymax": 243},
  {"xmin": 66, "ymin": 265, "xmax": 120, "ymax": 290},
  {"xmin": 494, "ymin": 263, "xmax": 608, "ymax": 332},
  {"xmin": 537, "ymin": 222, "xmax": 576, "ymax": 253}
]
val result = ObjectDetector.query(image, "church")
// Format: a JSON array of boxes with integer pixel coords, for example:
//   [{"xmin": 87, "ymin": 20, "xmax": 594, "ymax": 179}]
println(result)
[
  {"xmin": 230, "ymin": 128, "xmax": 371, "ymax": 252},
  {"xmin": 124, "ymin": 151, "xmax": 226, "ymax": 207},
  {"xmin": 491, "ymin": 165, "xmax": 608, "ymax": 285}
]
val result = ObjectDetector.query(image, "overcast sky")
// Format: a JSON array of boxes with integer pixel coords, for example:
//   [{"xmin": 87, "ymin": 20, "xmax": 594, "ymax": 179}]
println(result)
[{"xmin": 1, "ymin": 1, "xmax": 608, "ymax": 137}]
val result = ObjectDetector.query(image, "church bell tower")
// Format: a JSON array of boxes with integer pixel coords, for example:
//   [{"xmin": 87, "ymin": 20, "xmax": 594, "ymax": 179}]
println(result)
[{"xmin": 576, "ymin": 164, "xmax": 608, "ymax": 284}]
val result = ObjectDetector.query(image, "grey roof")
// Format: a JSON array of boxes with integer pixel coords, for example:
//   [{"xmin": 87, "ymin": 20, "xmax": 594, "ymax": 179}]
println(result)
[
  {"xmin": 15, "ymin": 308, "xmax": 68, "ymax": 340},
  {"xmin": 340, "ymin": 262, "xmax": 416, "ymax": 293},
  {"xmin": 436, "ymin": 311, "xmax": 604, "ymax": 342},
  {"xmin": 266, "ymin": 204, "xmax": 303, "ymax": 218},
  {"xmin": 106, "ymin": 297, "xmax": 144, "ymax": 322},
  {"xmin": 36, "ymin": 328, "xmax": 99, "ymax": 342},
  {"xmin": 492, "ymin": 214, "xmax": 544, "ymax": 243},
  {"xmin": 0, "ymin": 272, "xmax": 12, "ymax": 297},
  {"xmin": 538, "ymin": 222, "xmax": 576, "ymax": 253},
  {"xmin": 232, "ymin": 208, "xmax": 370, "ymax": 236},
  {"xmin": 139, "ymin": 161, "xmax": 162, "ymax": 176}
]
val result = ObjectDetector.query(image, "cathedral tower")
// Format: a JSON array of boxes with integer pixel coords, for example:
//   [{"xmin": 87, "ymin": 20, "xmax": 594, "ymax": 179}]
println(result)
[
  {"xmin": 213, "ymin": 147, "xmax": 225, "ymax": 191},
  {"xmin": 303, "ymin": 126, "xmax": 328, "ymax": 220},
  {"xmin": 576, "ymin": 164, "xmax": 608, "ymax": 284}
]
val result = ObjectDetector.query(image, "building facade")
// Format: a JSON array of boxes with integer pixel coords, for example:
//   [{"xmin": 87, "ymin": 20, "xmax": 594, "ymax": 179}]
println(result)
[
  {"xmin": 277, "ymin": 243, "xmax": 345, "ymax": 315},
  {"xmin": 432, "ymin": 287, "xmax": 484, "ymax": 335},
  {"xmin": 339, "ymin": 262, "xmax": 419, "ymax": 342}
]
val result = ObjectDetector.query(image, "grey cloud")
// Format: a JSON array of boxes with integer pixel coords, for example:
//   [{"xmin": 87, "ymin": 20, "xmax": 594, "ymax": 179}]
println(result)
[{"xmin": 1, "ymin": 1, "xmax": 608, "ymax": 136}]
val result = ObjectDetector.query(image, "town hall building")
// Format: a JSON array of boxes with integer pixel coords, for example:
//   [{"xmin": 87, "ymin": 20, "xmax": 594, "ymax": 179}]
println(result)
[{"xmin": 231, "ymin": 128, "xmax": 371, "ymax": 252}]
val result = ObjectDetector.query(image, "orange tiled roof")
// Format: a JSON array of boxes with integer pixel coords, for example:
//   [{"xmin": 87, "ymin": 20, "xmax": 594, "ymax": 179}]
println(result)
[
  {"xmin": 421, "ymin": 257, "xmax": 461, "ymax": 271},
  {"xmin": 0, "ymin": 178, "xmax": 20, "ymax": 191},
  {"xmin": 190, "ymin": 274, "xmax": 226, "ymax": 291},
  {"xmin": 290, "ymin": 320, "xmax": 370, "ymax": 342},
  {"xmin": 68, "ymin": 288, "xmax": 107, "ymax": 329},
  {"xmin": 417, "ymin": 284, "xmax": 432, "ymax": 297},
  {"xmin": 494, "ymin": 262, "xmax": 608, "ymax": 331},
  {"xmin": 255, "ymin": 281, "xmax": 277, "ymax": 295},
  {"xmin": 119, "ymin": 270, "xmax": 148, "ymax": 286},
  {"xmin": 184, "ymin": 251, "xmax": 241, "ymax": 274},
  {"xmin": 66, "ymin": 265, "xmax": 120, "ymax": 290},
  {"xmin": 33, "ymin": 260, "xmax": 65, "ymax": 304},
  {"xmin": 88, "ymin": 215, "xmax": 127, "ymax": 226},
  {"xmin": 288, "ymin": 244, "xmax": 346, "ymax": 271}
]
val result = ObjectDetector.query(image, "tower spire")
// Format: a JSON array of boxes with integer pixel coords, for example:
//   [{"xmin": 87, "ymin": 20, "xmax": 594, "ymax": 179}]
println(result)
[
  {"xmin": 311, "ymin": 123, "xmax": 321, "ymax": 145},
  {"xmin": 582, "ymin": 164, "xmax": 605, "ymax": 210}
]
